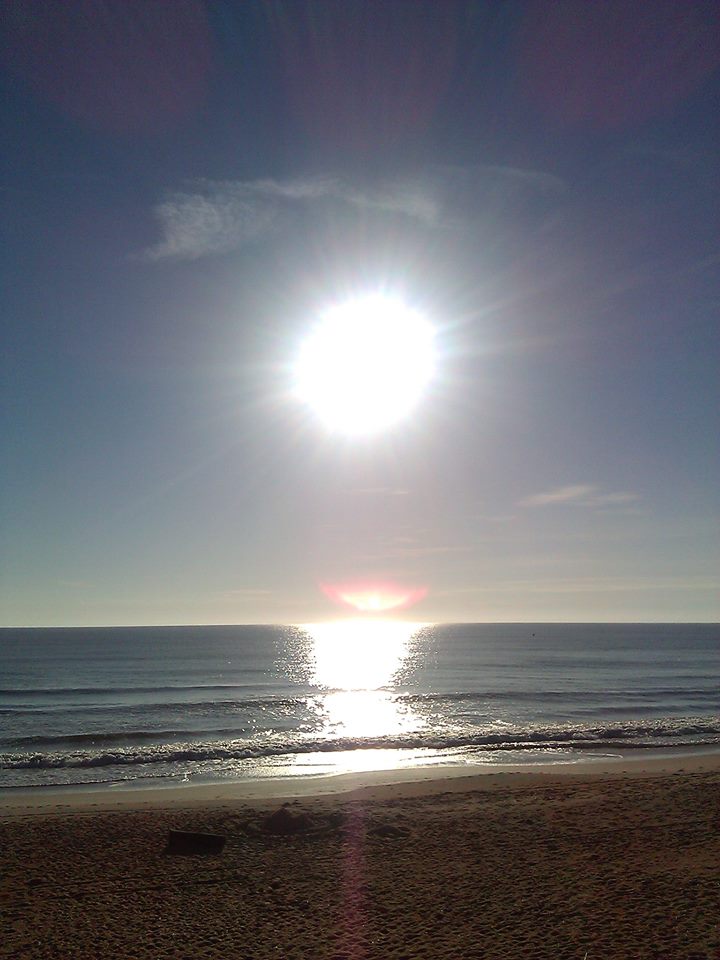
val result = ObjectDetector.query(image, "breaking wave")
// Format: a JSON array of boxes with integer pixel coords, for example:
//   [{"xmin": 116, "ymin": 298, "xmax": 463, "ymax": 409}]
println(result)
[{"xmin": 3, "ymin": 716, "xmax": 718, "ymax": 771}]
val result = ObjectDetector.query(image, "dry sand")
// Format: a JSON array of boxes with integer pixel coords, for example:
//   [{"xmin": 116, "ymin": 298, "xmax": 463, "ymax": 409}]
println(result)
[{"xmin": 2, "ymin": 755, "xmax": 719, "ymax": 959}]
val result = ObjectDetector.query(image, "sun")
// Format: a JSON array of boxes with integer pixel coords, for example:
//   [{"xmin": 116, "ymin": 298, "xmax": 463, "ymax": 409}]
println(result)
[{"xmin": 294, "ymin": 294, "xmax": 436, "ymax": 434}]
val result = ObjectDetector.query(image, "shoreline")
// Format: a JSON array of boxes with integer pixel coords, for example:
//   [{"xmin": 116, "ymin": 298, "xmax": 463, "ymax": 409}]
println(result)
[{"xmin": 3, "ymin": 747, "xmax": 719, "ymax": 817}]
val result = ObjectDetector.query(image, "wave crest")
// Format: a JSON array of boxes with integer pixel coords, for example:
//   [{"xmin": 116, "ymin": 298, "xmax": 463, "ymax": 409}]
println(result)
[{"xmin": 2, "ymin": 716, "xmax": 718, "ymax": 771}]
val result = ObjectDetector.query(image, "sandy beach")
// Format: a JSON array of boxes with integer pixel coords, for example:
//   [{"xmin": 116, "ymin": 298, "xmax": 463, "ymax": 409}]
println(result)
[{"xmin": 2, "ymin": 755, "xmax": 719, "ymax": 959}]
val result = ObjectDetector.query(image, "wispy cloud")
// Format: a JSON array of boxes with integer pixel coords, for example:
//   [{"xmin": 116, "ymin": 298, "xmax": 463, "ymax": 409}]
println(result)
[
  {"xmin": 347, "ymin": 533, "xmax": 472, "ymax": 565},
  {"xmin": 518, "ymin": 484, "xmax": 640, "ymax": 509},
  {"xmin": 143, "ymin": 179, "xmax": 297, "ymax": 260},
  {"xmin": 142, "ymin": 164, "xmax": 565, "ymax": 261},
  {"xmin": 141, "ymin": 175, "xmax": 438, "ymax": 261},
  {"xmin": 439, "ymin": 575, "xmax": 716, "ymax": 595},
  {"xmin": 390, "ymin": 543, "xmax": 473, "ymax": 558},
  {"xmin": 350, "ymin": 487, "xmax": 410, "ymax": 497},
  {"xmin": 217, "ymin": 587, "xmax": 272, "ymax": 599},
  {"xmin": 382, "ymin": 534, "xmax": 473, "ymax": 558},
  {"xmin": 475, "ymin": 513, "xmax": 517, "ymax": 524}
]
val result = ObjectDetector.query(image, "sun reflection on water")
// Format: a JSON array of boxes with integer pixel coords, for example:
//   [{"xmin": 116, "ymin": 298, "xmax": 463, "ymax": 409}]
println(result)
[{"xmin": 299, "ymin": 619, "xmax": 427, "ymax": 744}]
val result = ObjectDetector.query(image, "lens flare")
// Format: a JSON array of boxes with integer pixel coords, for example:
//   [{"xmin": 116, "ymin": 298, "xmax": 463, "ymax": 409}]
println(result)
[{"xmin": 321, "ymin": 581, "xmax": 427, "ymax": 613}]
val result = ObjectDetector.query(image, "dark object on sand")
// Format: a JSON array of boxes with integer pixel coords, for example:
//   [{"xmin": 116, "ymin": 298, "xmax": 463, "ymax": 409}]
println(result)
[
  {"xmin": 263, "ymin": 806, "xmax": 313, "ymax": 835},
  {"xmin": 165, "ymin": 830, "xmax": 226, "ymax": 855}
]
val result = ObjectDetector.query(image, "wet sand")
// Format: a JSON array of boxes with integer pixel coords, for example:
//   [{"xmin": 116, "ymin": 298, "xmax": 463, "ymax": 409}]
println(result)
[{"xmin": 2, "ymin": 755, "xmax": 719, "ymax": 959}]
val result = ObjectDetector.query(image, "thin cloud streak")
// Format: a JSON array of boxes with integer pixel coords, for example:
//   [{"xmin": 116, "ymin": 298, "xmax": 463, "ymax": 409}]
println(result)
[
  {"xmin": 141, "ymin": 164, "xmax": 565, "ymax": 261},
  {"xmin": 440, "ymin": 575, "xmax": 716, "ymax": 595},
  {"xmin": 350, "ymin": 487, "xmax": 410, "ymax": 497},
  {"xmin": 388, "ymin": 543, "xmax": 473, "ymax": 558},
  {"xmin": 519, "ymin": 484, "xmax": 640, "ymax": 508},
  {"xmin": 217, "ymin": 588, "xmax": 272, "ymax": 599}
]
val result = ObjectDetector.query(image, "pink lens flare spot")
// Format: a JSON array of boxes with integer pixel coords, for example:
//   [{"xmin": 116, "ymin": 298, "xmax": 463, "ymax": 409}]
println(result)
[{"xmin": 321, "ymin": 581, "xmax": 427, "ymax": 613}]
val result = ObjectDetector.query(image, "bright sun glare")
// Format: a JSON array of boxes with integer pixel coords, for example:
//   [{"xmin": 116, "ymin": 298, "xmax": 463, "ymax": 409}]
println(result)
[{"xmin": 294, "ymin": 294, "xmax": 435, "ymax": 434}]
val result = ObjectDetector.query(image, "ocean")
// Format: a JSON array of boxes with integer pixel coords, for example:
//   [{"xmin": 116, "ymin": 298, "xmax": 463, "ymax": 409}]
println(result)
[{"xmin": 1, "ymin": 622, "xmax": 718, "ymax": 791}]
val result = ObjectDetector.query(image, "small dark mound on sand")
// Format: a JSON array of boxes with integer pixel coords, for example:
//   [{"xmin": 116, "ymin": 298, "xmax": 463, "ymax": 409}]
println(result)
[{"xmin": 262, "ymin": 805, "xmax": 314, "ymax": 835}]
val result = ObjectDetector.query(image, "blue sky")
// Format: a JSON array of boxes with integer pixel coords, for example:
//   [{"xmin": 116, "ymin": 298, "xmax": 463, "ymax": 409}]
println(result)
[{"xmin": 1, "ymin": 1, "xmax": 719, "ymax": 625}]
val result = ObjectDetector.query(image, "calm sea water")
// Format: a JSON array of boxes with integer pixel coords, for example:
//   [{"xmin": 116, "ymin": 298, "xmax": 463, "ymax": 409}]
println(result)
[{"xmin": 1, "ymin": 623, "xmax": 718, "ymax": 790}]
